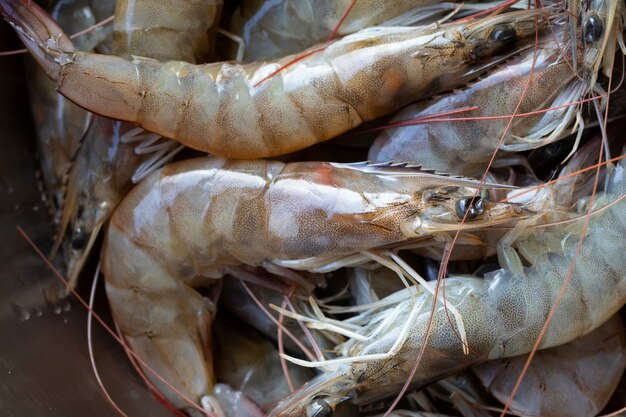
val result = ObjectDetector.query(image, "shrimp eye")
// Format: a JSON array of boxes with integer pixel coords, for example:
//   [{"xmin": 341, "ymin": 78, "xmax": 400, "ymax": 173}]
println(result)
[
  {"xmin": 455, "ymin": 197, "xmax": 484, "ymax": 220},
  {"xmin": 307, "ymin": 398, "xmax": 332, "ymax": 417},
  {"xmin": 583, "ymin": 14, "xmax": 603, "ymax": 43},
  {"xmin": 71, "ymin": 227, "xmax": 87, "ymax": 250},
  {"xmin": 490, "ymin": 24, "xmax": 516, "ymax": 45}
]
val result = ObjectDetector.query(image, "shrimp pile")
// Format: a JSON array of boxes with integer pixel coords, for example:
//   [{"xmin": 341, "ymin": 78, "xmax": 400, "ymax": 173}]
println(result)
[{"xmin": 3, "ymin": 0, "xmax": 626, "ymax": 416}]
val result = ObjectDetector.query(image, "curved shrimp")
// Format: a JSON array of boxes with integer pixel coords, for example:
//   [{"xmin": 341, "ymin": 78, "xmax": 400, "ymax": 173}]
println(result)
[
  {"xmin": 1, "ymin": 0, "xmax": 555, "ymax": 159},
  {"xmin": 267, "ymin": 155, "xmax": 626, "ymax": 416},
  {"xmin": 473, "ymin": 314, "xmax": 626, "ymax": 417},
  {"xmin": 101, "ymin": 157, "xmax": 528, "ymax": 414},
  {"xmin": 369, "ymin": 0, "xmax": 624, "ymax": 177},
  {"xmin": 55, "ymin": 0, "xmax": 223, "ymax": 288}
]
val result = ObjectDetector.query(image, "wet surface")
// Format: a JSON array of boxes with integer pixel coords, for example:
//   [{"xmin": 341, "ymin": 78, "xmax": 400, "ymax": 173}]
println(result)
[{"xmin": 0, "ymin": 18, "xmax": 173, "ymax": 417}]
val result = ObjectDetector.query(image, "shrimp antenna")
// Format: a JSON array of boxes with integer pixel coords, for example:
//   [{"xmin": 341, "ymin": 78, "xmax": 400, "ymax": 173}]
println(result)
[
  {"xmin": 238, "ymin": 280, "xmax": 318, "ymax": 362},
  {"xmin": 0, "ymin": 14, "xmax": 114, "ymax": 56},
  {"xmin": 87, "ymin": 263, "xmax": 131, "ymax": 417}
]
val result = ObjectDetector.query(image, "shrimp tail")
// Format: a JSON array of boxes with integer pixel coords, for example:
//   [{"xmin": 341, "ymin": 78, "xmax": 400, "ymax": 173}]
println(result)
[
  {"xmin": 2, "ymin": 0, "xmax": 145, "ymax": 125},
  {"xmin": 0, "ymin": 0, "xmax": 74, "ymax": 81}
]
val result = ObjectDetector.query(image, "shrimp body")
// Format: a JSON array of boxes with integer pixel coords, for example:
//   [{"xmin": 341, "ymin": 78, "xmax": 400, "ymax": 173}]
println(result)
[
  {"xmin": 473, "ymin": 314, "xmax": 626, "ymax": 417},
  {"xmin": 369, "ymin": 33, "xmax": 577, "ymax": 176},
  {"xmin": 268, "ymin": 159, "xmax": 626, "ymax": 416},
  {"xmin": 113, "ymin": 0, "xmax": 222, "ymax": 62},
  {"xmin": 2, "ymin": 0, "xmax": 551, "ymax": 158},
  {"xmin": 101, "ymin": 157, "xmax": 526, "ymax": 412},
  {"xmin": 369, "ymin": 0, "xmax": 623, "ymax": 176},
  {"xmin": 57, "ymin": 119, "xmax": 148, "ymax": 285},
  {"xmin": 230, "ymin": 0, "xmax": 458, "ymax": 61}
]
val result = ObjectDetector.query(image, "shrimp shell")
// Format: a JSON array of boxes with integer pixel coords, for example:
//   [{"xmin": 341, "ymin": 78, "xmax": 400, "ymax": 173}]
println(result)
[{"xmin": 473, "ymin": 314, "xmax": 626, "ymax": 417}]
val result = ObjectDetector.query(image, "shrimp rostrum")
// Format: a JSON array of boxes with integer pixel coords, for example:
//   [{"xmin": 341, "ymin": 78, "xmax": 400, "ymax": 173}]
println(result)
[
  {"xmin": 101, "ymin": 157, "xmax": 528, "ymax": 414},
  {"xmin": 268, "ymin": 157, "xmax": 626, "ymax": 417},
  {"xmin": 1, "ymin": 0, "xmax": 557, "ymax": 159}
]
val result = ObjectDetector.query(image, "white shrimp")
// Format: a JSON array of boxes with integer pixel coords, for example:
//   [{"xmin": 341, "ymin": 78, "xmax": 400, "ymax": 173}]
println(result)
[
  {"xmin": 2, "ymin": 0, "xmax": 555, "ymax": 158},
  {"xmin": 101, "ymin": 157, "xmax": 528, "ymax": 414},
  {"xmin": 369, "ymin": 0, "xmax": 625, "ymax": 177},
  {"xmin": 268, "ymin": 155, "xmax": 626, "ymax": 416}
]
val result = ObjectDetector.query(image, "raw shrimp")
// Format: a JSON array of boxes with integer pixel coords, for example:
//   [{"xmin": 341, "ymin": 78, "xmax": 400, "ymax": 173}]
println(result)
[
  {"xmin": 267, "ymin": 156, "xmax": 626, "ymax": 417},
  {"xmin": 473, "ymin": 314, "xmax": 626, "ymax": 417},
  {"xmin": 369, "ymin": 0, "xmax": 624, "ymax": 177},
  {"xmin": 1, "ymin": 0, "xmax": 554, "ymax": 159},
  {"xmin": 101, "ymin": 157, "xmax": 528, "ymax": 414},
  {"xmin": 56, "ymin": 118, "xmax": 148, "ymax": 286},
  {"xmin": 228, "ymin": 0, "xmax": 484, "ymax": 61},
  {"xmin": 56, "ymin": 0, "xmax": 222, "ymax": 288},
  {"xmin": 25, "ymin": 0, "xmax": 114, "ymax": 225}
]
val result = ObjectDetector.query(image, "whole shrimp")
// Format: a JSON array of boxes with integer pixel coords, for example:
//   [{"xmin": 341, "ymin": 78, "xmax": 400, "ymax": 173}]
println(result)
[
  {"xmin": 55, "ymin": 0, "xmax": 222, "ymax": 288},
  {"xmin": 229, "ymin": 0, "xmax": 491, "ymax": 62},
  {"xmin": 473, "ymin": 314, "xmax": 626, "ymax": 417},
  {"xmin": 101, "ymin": 156, "xmax": 527, "ymax": 414},
  {"xmin": 267, "ymin": 155, "xmax": 626, "ymax": 416},
  {"xmin": 1, "ymin": 0, "xmax": 554, "ymax": 159},
  {"xmin": 348, "ymin": 249, "xmax": 626, "ymax": 417},
  {"xmin": 369, "ymin": 0, "xmax": 624, "ymax": 177}
]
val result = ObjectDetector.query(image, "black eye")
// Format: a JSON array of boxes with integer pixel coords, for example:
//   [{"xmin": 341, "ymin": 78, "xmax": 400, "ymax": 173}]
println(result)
[
  {"xmin": 455, "ymin": 197, "xmax": 484, "ymax": 220},
  {"xmin": 307, "ymin": 398, "xmax": 332, "ymax": 417},
  {"xmin": 71, "ymin": 227, "xmax": 87, "ymax": 250},
  {"xmin": 490, "ymin": 24, "xmax": 516, "ymax": 45},
  {"xmin": 583, "ymin": 14, "xmax": 603, "ymax": 42}
]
